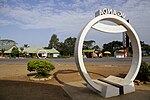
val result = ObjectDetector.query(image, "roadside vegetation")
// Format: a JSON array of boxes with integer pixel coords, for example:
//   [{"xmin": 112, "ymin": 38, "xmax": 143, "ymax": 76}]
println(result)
[
  {"xmin": 27, "ymin": 60, "xmax": 55, "ymax": 78},
  {"xmin": 0, "ymin": 34, "xmax": 150, "ymax": 58},
  {"xmin": 136, "ymin": 62, "xmax": 150, "ymax": 84}
]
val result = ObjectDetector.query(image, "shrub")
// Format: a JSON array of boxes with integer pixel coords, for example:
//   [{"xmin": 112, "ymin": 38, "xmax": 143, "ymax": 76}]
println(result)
[
  {"xmin": 27, "ymin": 60, "xmax": 37, "ymax": 71},
  {"xmin": 136, "ymin": 62, "xmax": 150, "ymax": 83},
  {"xmin": 27, "ymin": 60, "xmax": 55, "ymax": 77}
]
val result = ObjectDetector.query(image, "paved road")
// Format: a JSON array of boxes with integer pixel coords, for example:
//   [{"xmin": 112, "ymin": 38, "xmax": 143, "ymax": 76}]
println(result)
[{"xmin": 0, "ymin": 57, "xmax": 150, "ymax": 63}]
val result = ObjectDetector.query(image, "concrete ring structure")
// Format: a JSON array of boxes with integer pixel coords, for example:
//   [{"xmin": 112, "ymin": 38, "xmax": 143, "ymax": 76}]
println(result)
[
  {"xmin": 75, "ymin": 14, "xmax": 141, "ymax": 98},
  {"xmin": 37, "ymin": 50, "xmax": 47, "ymax": 59}
]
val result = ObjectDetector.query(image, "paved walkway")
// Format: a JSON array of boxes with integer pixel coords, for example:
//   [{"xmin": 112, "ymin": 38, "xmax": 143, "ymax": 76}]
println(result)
[{"xmin": 62, "ymin": 81, "xmax": 150, "ymax": 100}]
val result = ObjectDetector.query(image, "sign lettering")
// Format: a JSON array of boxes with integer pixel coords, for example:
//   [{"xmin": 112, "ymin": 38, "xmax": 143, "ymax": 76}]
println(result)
[{"xmin": 95, "ymin": 8, "xmax": 126, "ymax": 18}]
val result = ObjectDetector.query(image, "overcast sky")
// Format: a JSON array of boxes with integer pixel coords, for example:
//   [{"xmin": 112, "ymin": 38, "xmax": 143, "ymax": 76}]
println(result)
[{"xmin": 0, "ymin": 0, "xmax": 150, "ymax": 48}]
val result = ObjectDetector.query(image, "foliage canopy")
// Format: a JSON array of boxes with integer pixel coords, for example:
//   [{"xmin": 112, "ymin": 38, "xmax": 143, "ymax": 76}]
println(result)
[
  {"xmin": 11, "ymin": 47, "xmax": 19, "ymax": 57},
  {"xmin": 27, "ymin": 60, "xmax": 55, "ymax": 77},
  {"xmin": 136, "ymin": 62, "xmax": 150, "ymax": 83},
  {"xmin": 0, "ymin": 39, "xmax": 17, "ymax": 46},
  {"xmin": 48, "ymin": 34, "xmax": 59, "ymax": 49}
]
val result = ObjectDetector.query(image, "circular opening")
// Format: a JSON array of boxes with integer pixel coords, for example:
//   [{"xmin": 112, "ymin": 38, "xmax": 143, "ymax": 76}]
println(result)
[
  {"xmin": 83, "ymin": 28, "xmax": 132, "ymax": 80},
  {"xmin": 75, "ymin": 15, "xmax": 141, "ymax": 92}
]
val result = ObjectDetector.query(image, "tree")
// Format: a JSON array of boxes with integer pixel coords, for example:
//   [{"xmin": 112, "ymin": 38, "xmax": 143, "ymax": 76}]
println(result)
[
  {"xmin": 63, "ymin": 37, "xmax": 76, "ymax": 56},
  {"xmin": 0, "ymin": 48, "xmax": 5, "ymax": 57},
  {"xmin": 24, "ymin": 44, "xmax": 30, "ymax": 48},
  {"xmin": 11, "ymin": 47, "xmax": 19, "ymax": 58},
  {"xmin": 20, "ymin": 47, "xmax": 24, "ymax": 52},
  {"xmin": 141, "ymin": 41, "xmax": 150, "ymax": 55},
  {"xmin": 0, "ymin": 39, "xmax": 17, "ymax": 46},
  {"xmin": 129, "ymin": 41, "xmax": 150, "ymax": 56},
  {"xmin": 0, "ymin": 39, "xmax": 17, "ymax": 57},
  {"xmin": 48, "ymin": 34, "xmax": 59, "ymax": 49},
  {"xmin": 83, "ymin": 40, "xmax": 95, "ymax": 50},
  {"xmin": 20, "ymin": 47, "xmax": 24, "ymax": 57},
  {"xmin": 102, "ymin": 41, "xmax": 123, "ymax": 56},
  {"xmin": 56, "ymin": 42, "xmax": 65, "ymax": 56},
  {"xmin": 92, "ymin": 45, "xmax": 100, "ymax": 51}
]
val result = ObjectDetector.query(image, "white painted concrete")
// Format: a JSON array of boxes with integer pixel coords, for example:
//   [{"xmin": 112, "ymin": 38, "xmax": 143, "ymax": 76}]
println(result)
[
  {"xmin": 92, "ymin": 22, "xmax": 127, "ymax": 33},
  {"xmin": 75, "ymin": 14, "xmax": 141, "ymax": 98}
]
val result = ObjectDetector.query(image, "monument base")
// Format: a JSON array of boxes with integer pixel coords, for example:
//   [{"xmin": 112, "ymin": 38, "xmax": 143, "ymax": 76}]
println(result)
[
  {"xmin": 87, "ymin": 75, "xmax": 135, "ymax": 98},
  {"xmin": 87, "ymin": 80, "xmax": 120, "ymax": 98}
]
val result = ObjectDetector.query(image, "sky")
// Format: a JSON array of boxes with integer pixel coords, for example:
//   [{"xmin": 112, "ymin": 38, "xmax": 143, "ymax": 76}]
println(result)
[{"xmin": 0, "ymin": 0, "xmax": 150, "ymax": 48}]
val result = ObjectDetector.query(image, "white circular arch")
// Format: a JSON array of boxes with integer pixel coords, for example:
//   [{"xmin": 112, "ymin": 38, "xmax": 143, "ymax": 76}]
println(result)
[
  {"xmin": 75, "ymin": 14, "xmax": 142, "ymax": 93},
  {"xmin": 37, "ymin": 50, "xmax": 47, "ymax": 59}
]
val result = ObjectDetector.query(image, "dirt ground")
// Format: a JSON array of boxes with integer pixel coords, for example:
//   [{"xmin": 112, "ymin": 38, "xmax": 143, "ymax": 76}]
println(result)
[{"xmin": 0, "ymin": 59, "xmax": 149, "ymax": 100}]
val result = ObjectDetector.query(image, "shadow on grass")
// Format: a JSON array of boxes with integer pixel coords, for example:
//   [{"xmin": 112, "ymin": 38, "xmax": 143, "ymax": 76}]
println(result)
[
  {"xmin": 0, "ymin": 80, "xmax": 71, "ymax": 100},
  {"xmin": 53, "ymin": 69, "xmax": 78, "ymax": 84},
  {"xmin": 53, "ymin": 69, "xmax": 106, "ymax": 84}
]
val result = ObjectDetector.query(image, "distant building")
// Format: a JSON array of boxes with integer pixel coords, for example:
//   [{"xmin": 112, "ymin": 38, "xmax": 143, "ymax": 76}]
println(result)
[
  {"xmin": 23, "ymin": 47, "xmax": 60, "ymax": 58},
  {"xmin": 83, "ymin": 49, "xmax": 102, "ymax": 58},
  {"xmin": 114, "ymin": 49, "xmax": 127, "ymax": 58},
  {"xmin": 0, "ymin": 45, "xmax": 17, "ymax": 58},
  {"xmin": 83, "ymin": 49, "xmax": 95, "ymax": 58},
  {"xmin": 45, "ymin": 48, "xmax": 60, "ymax": 58},
  {"xmin": 0, "ymin": 46, "xmax": 60, "ymax": 58}
]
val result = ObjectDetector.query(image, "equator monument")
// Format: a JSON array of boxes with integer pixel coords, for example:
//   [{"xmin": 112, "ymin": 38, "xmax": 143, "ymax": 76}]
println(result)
[{"xmin": 75, "ymin": 8, "xmax": 142, "ymax": 98}]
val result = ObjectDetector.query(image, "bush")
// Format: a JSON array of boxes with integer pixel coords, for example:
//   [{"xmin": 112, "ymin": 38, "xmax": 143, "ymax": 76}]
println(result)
[
  {"xmin": 27, "ymin": 60, "xmax": 37, "ymax": 71},
  {"xmin": 136, "ymin": 62, "xmax": 150, "ymax": 83},
  {"xmin": 27, "ymin": 60, "xmax": 55, "ymax": 77}
]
